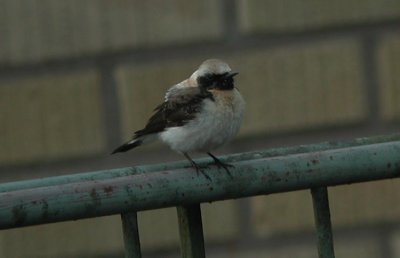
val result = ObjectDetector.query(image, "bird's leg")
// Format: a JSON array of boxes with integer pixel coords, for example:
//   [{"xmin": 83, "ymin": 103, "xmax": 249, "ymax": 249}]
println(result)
[
  {"xmin": 207, "ymin": 152, "xmax": 234, "ymax": 178},
  {"xmin": 183, "ymin": 153, "xmax": 211, "ymax": 181}
]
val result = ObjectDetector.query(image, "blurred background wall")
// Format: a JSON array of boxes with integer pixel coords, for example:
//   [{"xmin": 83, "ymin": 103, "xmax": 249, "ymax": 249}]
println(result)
[{"xmin": 0, "ymin": 0, "xmax": 400, "ymax": 257}]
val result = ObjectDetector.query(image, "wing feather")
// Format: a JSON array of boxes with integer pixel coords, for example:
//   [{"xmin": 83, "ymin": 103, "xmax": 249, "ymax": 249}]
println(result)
[{"xmin": 134, "ymin": 87, "xmax": 213, "ymax": 138}]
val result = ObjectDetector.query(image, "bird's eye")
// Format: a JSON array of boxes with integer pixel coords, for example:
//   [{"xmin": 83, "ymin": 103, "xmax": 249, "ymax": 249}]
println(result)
[{"xmin": 221, "ymin": 78, "xmax": 228, "ymax": 87}]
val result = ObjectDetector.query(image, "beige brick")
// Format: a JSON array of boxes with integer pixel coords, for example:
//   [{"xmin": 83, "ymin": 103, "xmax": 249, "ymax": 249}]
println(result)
[
  {"xmin": 330, "ymin": 180, "xmax": 400, "ymax": 227},
  {"xmin": 251, "ymin": 191, "xmax": 315, "ymax": 236},
  {"xmin": 0, "ymin": 70, "xmax": 106, "ymax": 166},
  {"xmin": 202, "ymin": 200, "xmax": 240, "ymax": 242},
  {"xmin": 238, "ymin": 0, "xmax": 400, "ymax": 33},
  {"xmin": 210, "ymin": 237, "xmax": 381, "ymax": 258},
  {"xmin": 138, "ymin": 200, "xmax": 239, "ymax": 251},
  {"xmin": 117, "ymin": 39, "xmax": 367, "ymax": 140},
  {"xmin": 0, "ymin": 216, "xmax": 124, "ymax": 258},
  {"xmin": 391, "ymin": 229, "xmax": 400, "ymax": 258},
  {"xmin": 0, "ymin": 0, "xmax": 223, "ymax": 64},
  {"xmin": 210, "ymin": 244, "xmax": 317, "ymax": 258},
  {"xmin": 378, "ymin": 33, "xmax": 400, "ymax": 121},
  {"xmin": 230, "ymin": 39, "xmax": 367, "ymax": 135},
  {"xmin": 252, "ymin": 180, "xmax": 400, "ymax": 237},
  {"xmin": 138, "ymin": 208, "xmax": 180, "ymax": 250},
  {"xmin": 334, "ymin": 238, "xmax": 381, "ymax": 258}
]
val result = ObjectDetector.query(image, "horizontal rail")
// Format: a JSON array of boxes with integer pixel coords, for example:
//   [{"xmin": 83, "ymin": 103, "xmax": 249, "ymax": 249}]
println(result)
[
  {"xmin": 1, "ymin": 134, "xmax": 399, "ymax": 193},
  {"xmin": 0, "ymin": 138, "xmax": 399, "ymax": 229}
]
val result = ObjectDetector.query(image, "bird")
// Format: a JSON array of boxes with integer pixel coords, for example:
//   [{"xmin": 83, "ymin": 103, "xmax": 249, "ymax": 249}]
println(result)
[{"xmin": 112, "ymin": 59, "xmax": 245, "ymax": 179}]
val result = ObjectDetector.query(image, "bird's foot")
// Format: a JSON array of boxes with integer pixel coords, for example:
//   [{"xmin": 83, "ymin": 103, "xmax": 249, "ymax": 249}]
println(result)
[
  {"xmin": 212, "ymin": 160, "xmax": 234, "ymax": 178},
  {"xmin": 207, "ymin": 152, "xmax": 234, "ymax": 178},
  {"xmin": 183, "ymin": 153, "xmax": 211, "ymax": 181},
  {"xmin": 192, "ymin": 163, "xmax": 212, "ymax": 181}
]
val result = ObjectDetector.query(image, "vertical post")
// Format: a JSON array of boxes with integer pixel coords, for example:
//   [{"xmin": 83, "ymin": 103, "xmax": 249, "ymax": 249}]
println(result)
[
  {"xmin": 311, "ymin": 187, "xmax": 335, "ymax": 258},
  {"xmin": 121, "ymin": 212, "xmax": 142, "ymax": 258},
  {"xmin": 177, "ymin": 204, "xmax": 206, "ymax": 258}
]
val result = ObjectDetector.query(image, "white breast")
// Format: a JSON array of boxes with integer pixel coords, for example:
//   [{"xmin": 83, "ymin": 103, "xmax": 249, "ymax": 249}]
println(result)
[{"xmin": 159, "ymin": 89, "xmax": 245, "ymax": 153}]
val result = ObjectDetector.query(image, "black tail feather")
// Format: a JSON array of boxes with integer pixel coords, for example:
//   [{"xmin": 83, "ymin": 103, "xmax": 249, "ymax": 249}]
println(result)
[{"xmin": 111, "ymin": 140, "xmax": 142, "ymax": 154}]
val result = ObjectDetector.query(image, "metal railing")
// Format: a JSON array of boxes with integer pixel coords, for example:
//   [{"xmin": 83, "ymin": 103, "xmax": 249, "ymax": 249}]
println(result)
[{"xmin": 1, "ymin": 134, "xmax": 400, "ymax": 258}]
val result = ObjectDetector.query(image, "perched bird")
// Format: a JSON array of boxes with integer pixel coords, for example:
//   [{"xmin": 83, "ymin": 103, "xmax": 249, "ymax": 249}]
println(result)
[{"xmin": 112, "ymin": 59, "xmax": 245, "ymax": 179}]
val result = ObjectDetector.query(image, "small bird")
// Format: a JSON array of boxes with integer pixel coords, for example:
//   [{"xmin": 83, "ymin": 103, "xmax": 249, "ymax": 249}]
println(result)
[{"xmin": 112, "ymin": 59, "xmax": 245, "ymax": 179}]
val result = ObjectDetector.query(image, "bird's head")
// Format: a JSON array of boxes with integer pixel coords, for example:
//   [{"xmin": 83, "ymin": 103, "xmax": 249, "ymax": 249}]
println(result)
[{"xmin": 190, "ymin": 59, "xmax": 238, "ymax": 91}]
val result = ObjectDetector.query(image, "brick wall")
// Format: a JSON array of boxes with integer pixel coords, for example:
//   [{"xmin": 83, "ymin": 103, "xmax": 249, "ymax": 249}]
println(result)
[{"xmin": 0, "ymin": 1, "xmax": 400, "ymax": 257}]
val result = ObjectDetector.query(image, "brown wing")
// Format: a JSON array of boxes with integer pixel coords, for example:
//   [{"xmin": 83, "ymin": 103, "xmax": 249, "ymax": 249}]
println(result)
[{"xmin": 134, "ymin": 87, "xmax": 213, "ymax": 138}]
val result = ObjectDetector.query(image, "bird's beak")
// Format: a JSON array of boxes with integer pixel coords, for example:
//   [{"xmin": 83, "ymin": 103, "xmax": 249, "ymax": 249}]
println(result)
[{"xmin": 225, "ymin": 71, "xmax": 239, "ymax": 78}]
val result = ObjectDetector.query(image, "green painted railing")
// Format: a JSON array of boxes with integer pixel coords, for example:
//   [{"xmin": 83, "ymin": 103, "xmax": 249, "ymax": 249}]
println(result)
[{"xmin": 1, "ymin": 134, "xmax": 400, "ymax": 258}]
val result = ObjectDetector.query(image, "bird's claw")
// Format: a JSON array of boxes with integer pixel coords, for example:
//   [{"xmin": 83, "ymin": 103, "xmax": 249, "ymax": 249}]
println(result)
[
  {"xmin": 194, "ymin": 165, "xmax": 212, "ymax": 181},
  {"xmin": 207, "ymin": 152, "xmax": 234, "ymax": 178},
  {"xmin": 213, "ymin": 160, "xmax": 234, "ymax": 178}
]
